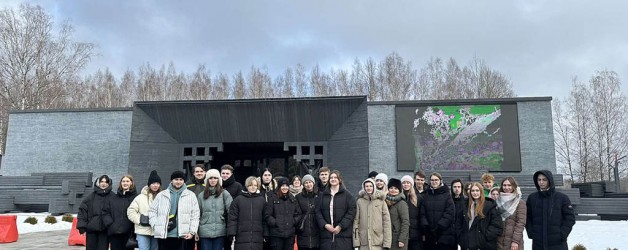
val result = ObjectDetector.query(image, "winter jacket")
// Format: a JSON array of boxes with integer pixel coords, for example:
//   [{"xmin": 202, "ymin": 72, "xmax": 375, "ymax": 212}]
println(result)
[
  {"xmin": 295, "ymin": 189, "xmax": 320, "ymax": 249},
  {"xmin": 353, "ymin": 187, "xmax": 392, "ymax": 249},
  {"xmin": 420, "ymin": 183, "xmax": 456, "ymax": 246},
  {"xmin": 526, "ymin": 170, "xmax": 575, "ymax": 250},
  {"xmin": 316, "ymin": 186, "xmax": 357, "ymax": 250},
  {"xmin": 223, "ymin": 175, "xmax": 243, "ymax": 199},
  {"xmin": 460, "ymin": 198, "xmax": 503, "ymax": 250},
  {"xmin": 388, "ymin": 193, "xmax": 410, "ymax": 250},
  {"xmin": 264, "ymin": 192, "xmax": 302, "ymax": 238},
  {"xmin": 497, "ymin": 200, "xmax": 526, "ymax": 250},
  {"xmin": 453, "ymin": 195, "xmax": 467, "ymax": 246},
  {"xmin": 186, "ymin": 178, "xmax": 206, "ymax": 196},
  {"xmin": 197, "ymin": 189, "xmax": 233, "ymax": 238},
  {"xmin": 227, "ymin": 190, "xmax": 266, "ymax": 250},
  {"xmin": 148, "ymin": 184, "xmax": 200, "ymax": 239},
  {"xmin": 77, "ymin": 179, "xmax": 114, "ymax": 234},
  {"xmin": 403, "ymin": 190, "xmax": 422, "ymax": 244},
  {"xmin": 107, "ymin": 188, "xmax": 138, "ymax": 235},
  {"xmin": 127, "ymin": 186, "xmax": 158, "ymax": 236}
]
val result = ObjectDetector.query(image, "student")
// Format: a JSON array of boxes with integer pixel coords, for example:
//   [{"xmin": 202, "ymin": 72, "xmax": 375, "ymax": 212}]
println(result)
[
  {"xmin": 353, "ymin": 178, "xmax": 392, "ymax": 250},
  {"xmin": 482, "ymin": 173, "xmax": 497, "ymax": 198},
  {"xmin": 227, "ymin": 176, "xmax": 267, "ymax": 250},
  {"xmin": 387, "ymin": 178, "xmax": 410, "ymax": 250},
  {"xmin": 490, "ymin": 187, "xmax": 500, "ymax": 201},
  {"xmin": 317, "ymin": 166, "xmax": 331, "ymax": 191},
  {"xmin": 401, "ymin": 175, "xmax": 422, "ymax": 250},
  {"xmin": 149, "ymin": 171, "xmax": 200, "ymax": 250},
  {"xmin": 461, "ymin": 183, "xmax": 503, "ymax": 250},
  {"xmin": 295, "ymin": 174, "xmax": 320, "ymax": 250},
  {"xmin": 259, "ymin": 168, "xmax": 277, "ymax": 202},
  {"xmin": 187, "ymin": 164, "xmax": 207, "ymax": 196},
  {"xmin": 420, "ymin": 172, "xmax": 455, "ymax": 250},
  {"xmin": 289, "ymin": 175, "xmax": 303, "ymax": 196},
  {"xmin": 451, "ymin": 179, "xmax": 466, "ymax": 250},
  {"xmin": 197, "ymin": 169, "xmax": 233, "ymax": 250},
  {"xmin": 316, "ymin": 170, "xmax": 356, "ymax": 250},
  {"xmin": 127, "ymin": 170, "xmax": 162, "ymax": 250},
  {"xmin": 375, "ymin": 173, "xmax": 389, "ymax": 194},
  {"xmin": 414, "ymin": 170, "xmax": 427, "ymax": 195},
  {"xmin": 496, "ymin": 177, "xmax": 526, "ymax": 250},
  {"xmin": 368, "ymin": 171, "xmax": 379, "ymax": 180},
  {"xmin": 220, "ymin": 164, "xmax": 242, "ymax": 249},
  {"xmin": 108, "ymin": 175, "xmax": 139, "ymax": 250},
  {"xmin": 264, "ymin": 177, "xmax": 302, "ymax": 250},
  {"xmin": 78, "ymin": 175, "xmax": 114, "ymax": 250},
  {"xmin": 526, "ymin": 170, "xmax": 575, "ymax": 250}
]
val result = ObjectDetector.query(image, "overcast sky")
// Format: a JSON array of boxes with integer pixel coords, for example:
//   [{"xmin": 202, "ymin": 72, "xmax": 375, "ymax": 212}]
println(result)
[{"xmin": 3, "ymin": 0, "xmax": 627, "ymax": 100}]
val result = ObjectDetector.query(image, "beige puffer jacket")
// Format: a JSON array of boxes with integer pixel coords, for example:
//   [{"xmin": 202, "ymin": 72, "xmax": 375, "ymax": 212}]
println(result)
[
  {"xmin": 353, "ymin": 179, "xmax": 392, "ymax": 249},
  {"xmin": 127, "ymin": 186, "xmax": 157, "ymax": 236}
]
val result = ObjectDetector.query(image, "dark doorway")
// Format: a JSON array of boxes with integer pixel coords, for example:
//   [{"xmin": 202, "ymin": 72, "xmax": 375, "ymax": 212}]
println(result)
[{"xmin": 210, "ymin": 142, "xmax": 300, "ymax": 185}]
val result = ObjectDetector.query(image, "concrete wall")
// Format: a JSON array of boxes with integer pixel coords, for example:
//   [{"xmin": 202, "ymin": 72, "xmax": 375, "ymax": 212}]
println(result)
[
  {"xmin": 326, "ymin": 102, "xmax": 370, "ymax": 194},
  {"xmin": 1, "ymin": 110, "xmax": 133, "ymax": 188},
  {"xmin": 368, "ymin": 100, "xmax": 556, "ymax": 181}
]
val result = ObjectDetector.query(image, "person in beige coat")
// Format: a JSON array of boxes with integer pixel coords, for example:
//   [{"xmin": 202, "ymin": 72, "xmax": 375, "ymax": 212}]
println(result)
[
  {"xmin": 353, "ymin": 178, "xmax": 392, "ymax": 250},
  {"xmin": 496, "ymin": 177, "xmax": 526, "ymax": 250},
  {"xmin": 127, "ymin": 170, "xmax": 162, "ymax": 250}
]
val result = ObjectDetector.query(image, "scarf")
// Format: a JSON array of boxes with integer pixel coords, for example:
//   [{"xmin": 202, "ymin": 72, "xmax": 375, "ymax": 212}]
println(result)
[
  {"xmin": 289, "ymin": 185, "xmax": 303, "ymax": 196},
  {"xmin": 385, "ymin": 193, "xmax": 404, "ymax": 207},
  {"xmin": 497, "ymin": 187, "xmax": 522, "ymax": 221}
]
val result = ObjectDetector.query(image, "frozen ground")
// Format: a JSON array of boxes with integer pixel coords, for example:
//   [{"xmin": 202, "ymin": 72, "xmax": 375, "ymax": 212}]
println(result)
[{"xmin": 3, "ymin": 213, "xmax": 627, "ymax": 249}]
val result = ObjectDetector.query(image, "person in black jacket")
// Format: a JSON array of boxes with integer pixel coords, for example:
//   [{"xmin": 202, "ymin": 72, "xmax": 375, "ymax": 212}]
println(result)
[
  {"xmin": 187, "ymin": 164, "xmax": 206, "ymax": 196},
  {"xmin": 401, "ymin": 175, "xmax": 422, "ymax": 250},
  {"xmin": 295, "ymin": 174, "xmax": 320, "ymax": 250},
  {"xmin": 460, "ymin": 182, "xmax": 503, "ymax": 250},
  {"xmin": 316, "ymin": 166, "xmax": 331, "ymax": 192},
  {"xmin": 526, "ymin": 170, "xmax": 575, "ymax": 250},
  {"xmin": 108, "ymin": 175, "xmax": 139, "ymax": 250},
  {"xmin": 221, "ymin": 164, "xmax": 242, "ymax": 249},
  {"xmin": 451, "ymin": 179, "xmax": 466, "ymax": 250},
  {"xmin": 228, "ymin": 176, "xmax": 267, "ymax": 250},
  {"xmin": 77, "ymin": 175, "xmax": 114, "ymax": 250},
  {"xmin": 265, "ymin": 177, "xmax": 302, "ymax": 250},
  {"xmin": 315, "ymin": 170, "xmax": 356, "ymax": 250},
  {"xmin": 420, "ymin": 172, "xmax": 455, "ymax": 250}
]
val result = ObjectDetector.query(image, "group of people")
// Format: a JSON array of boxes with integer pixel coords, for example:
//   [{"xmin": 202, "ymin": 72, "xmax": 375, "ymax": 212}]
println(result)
[{"xmin": 77, "ymin": 164, "xmax": 575, "ymax": 250}]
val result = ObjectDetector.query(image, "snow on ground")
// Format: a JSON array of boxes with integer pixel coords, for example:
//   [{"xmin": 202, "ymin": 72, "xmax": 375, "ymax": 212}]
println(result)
[{"xmin": 3, "ymin": 213, "xmax": 627, "ymax": 249}]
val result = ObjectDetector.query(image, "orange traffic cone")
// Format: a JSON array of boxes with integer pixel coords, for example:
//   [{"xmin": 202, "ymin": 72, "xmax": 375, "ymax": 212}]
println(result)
[
  {"xmin": 0, "ymin": 215, "xmax": 18, "ymax": 243},
  {"xmin": 68, "ymin": 217, "xmax": 86, "ymax": 246}
]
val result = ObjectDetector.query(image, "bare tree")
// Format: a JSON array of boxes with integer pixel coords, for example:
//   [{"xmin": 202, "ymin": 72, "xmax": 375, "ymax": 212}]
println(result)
[
  {"xmin": 294, "ymin": 64, "xmax": 307, "ymax": 97},
  {"xmin": 553, "ymin": 97, "xmax": 575, "ymax": 181},
  {"xmin": 232, "ymin": 71, "xmax": 245, "ymax": 99},
  {"xmin": 189, "ymin": 64, "xmax": 211, "ymax": 100},
  {"xmin": 378, "ymin": 52, "xmax": 415, "ymax": 101},
  {"xmin": 568, "ymin": 79, "xmax": 594, "ymax": 182},
  {"xmin": 213, "ymin": 73, "xmax": 229, "ymax": 99}
]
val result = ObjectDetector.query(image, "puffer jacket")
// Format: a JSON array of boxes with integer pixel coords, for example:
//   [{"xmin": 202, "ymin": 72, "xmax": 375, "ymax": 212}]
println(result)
[
  {"xmin": 497, "ymin": 200, "xmax": 526, "ymax": 250},
  {"xmin": 404, "ymin": 190, "xmax": 422, "ymax": 243},
  {"xmin": 295, "ymin": 189, "xmax": 320, "ymax": 249},
  {"xmin": 461, "ymin": 198, "xmax": 503, "ymax": 250},
  {"xmin": 264, "ymin": 192, "xmax": 301, "ymax": 238},
  {"xmin": 107, "ymin": 187, "xmax": 138, "ymax": 235},
  {"xmin": 148, "ymin": 184, "xmax": 200, "ymax": 239},
  {"xmin": 197, "ymin": 189, "xmax": 233, "ymax": 238},
  {"xmin": 526, "ymin": 170, "xmax": 575, "ymax": 250},
  {"xmin": 77, "ymin": 178, "xmax": 114, "ymax": 234},
  {"xmin": 227, "ymin": 190, "xmax": 266, "ymax": 250},
  {"xmin": 186, "ymin": 178, "xmax": 206, "ymax": 196},
  {"xmin": 353, "ymin": 184, "xmax": 392, "ymax": 249},
  {"xmin": 420, "ymin": 183, "xmax": 456, "ymax": 246},
  {"xmin": 223, "ymin": 175, "xmax": 243, "ymax": 199},
  {"xmin": 127, "ymin": 186, "xmax": 158, "ymax": 236},
  {"xmin": 316, "ymin": 186, "xmax": 357, "ymax": 250},
  {"xmin": 388, "ymin": 193, "xmax": 410, "ymax": 250}
]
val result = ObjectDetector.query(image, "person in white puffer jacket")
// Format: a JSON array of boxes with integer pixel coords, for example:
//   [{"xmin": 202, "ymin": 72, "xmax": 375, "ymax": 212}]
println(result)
[
  {"xmin": 127, "ymin": 170, "xmax": 162, "ymax": 250},
  {"xmin": 149, "ymin": 170, "xmax": 200, "ymax": 250}
]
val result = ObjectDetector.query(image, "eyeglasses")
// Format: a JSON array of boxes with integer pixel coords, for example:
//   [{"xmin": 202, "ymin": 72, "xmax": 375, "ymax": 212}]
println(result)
[{"xmin": 208, "ymin": 177, "xmax": 219, "ymax": 180}]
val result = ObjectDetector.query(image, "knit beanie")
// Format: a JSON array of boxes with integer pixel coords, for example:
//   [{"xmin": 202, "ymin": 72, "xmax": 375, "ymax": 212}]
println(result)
[
  {"xmin": 401, "ymin": 175, "xmax": 414, "ymax": 186},
  {"xmin": 148, "ymin": 170, "xmax": 162, "ymax": 186},
  {"xmin": 388, "ymin": 178, "xmax": 403, "ymax": 191},
  {"xmin": 368, "ymin": 171, "xmax": 379, "ymax": 179},
  {"xmin": 375, "ymin": 173, "xmax": 389, "ymax": 186},
  {"xmin": 302, "ymin": 174, "xmax": 315, "ymax": 185},
  {"xmin": 170, "ymin": 170, "xmax": 186, "ymax": 181},
  {"xmin": 276, "ymin": 177, "xmax": 289, "ymax": 188},
  {"xmin": 204, "ymin": 169, "xmax": 222, "ymax": 186}
]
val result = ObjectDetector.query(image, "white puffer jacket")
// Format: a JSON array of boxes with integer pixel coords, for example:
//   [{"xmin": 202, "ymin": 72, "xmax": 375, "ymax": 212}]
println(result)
[
  {"xmin": 127, "ymin": 186, "xmax": 157, "ymax": 236},
  {"xmin": 148, "ymin": 186, "xmax": 200, "ymax": 239}
]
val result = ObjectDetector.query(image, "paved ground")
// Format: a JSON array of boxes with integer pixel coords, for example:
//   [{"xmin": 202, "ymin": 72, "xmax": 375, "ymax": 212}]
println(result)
[{"xmin": 0, "ymin": 230, "xmax": 84, "ymax": 250}]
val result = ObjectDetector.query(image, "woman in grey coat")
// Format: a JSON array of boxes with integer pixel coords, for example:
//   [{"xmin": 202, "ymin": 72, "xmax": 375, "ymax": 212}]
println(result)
[
  {"xmin": 197, "ymin": 169, "xmax": 233, "ymax": 250},
  {"xmin": 386, "ymin": 178, "xmax": 410, "ymax": 250}
]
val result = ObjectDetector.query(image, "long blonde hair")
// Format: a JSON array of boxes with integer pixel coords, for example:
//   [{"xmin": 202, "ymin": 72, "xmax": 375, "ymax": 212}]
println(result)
[{"xmin": 468, "ymin": 182, "xmax": 486, "ymax": 219}]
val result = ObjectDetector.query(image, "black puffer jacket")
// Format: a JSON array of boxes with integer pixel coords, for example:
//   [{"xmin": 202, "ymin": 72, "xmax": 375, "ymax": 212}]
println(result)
[
  {"xmin": 420, "ymin": 183, "xmax": 456, "ymax": 246},
  {"xmin": 107, "ymin": 187, "xmax": 138, "ymax": 235},
  {"xmin": 461, "ymin": 198, "xmax": 503, "ymax": 250},
  {"xmin": 316, "ymin": 186, "xmax": 357, "ymax": 250},
  {"xmin": 77, "ymin": 177, "xmax": 114, "ymax": 234},
  {"xmin": 228, "ymin": 191, "xmax": 266, "ymax": 250},
  {"xmin": 452, "ymin": 195, "xmax": 467, "ymax": 245},
  {"xmin": 296, "ymin": 190, "xmax": 320, "ymax": 248},
  {"xmin": 264, "ymin": 193, "xmax": 302, "ymax": 238},
  {"xmin": 404, "ymin": 190, "xmax": 422, "ymax": 242},
  {"xmin": 526, "ymin": 170, "xmax": 575, "ymax": 250},
  {"xmin": 223, "ymin": 175, "xmax": 243, "ymax": 199}
]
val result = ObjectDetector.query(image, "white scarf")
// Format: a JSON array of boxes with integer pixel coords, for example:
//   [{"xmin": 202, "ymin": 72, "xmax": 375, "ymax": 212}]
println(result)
[{"xmin": 497, "ymin": 187, "xmax": 521, "ymax": 221}]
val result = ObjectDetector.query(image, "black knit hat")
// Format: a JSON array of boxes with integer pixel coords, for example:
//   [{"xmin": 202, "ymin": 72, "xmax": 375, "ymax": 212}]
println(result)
[
  {"xmin": 368, "ymin": 171, "xmax": 379, "ymax": 179},
  {"xmin": 276, "ymin": 177, "xmax": 289, "ymax": 188},
  {"xmin": 148, "ymin": 170, "xmax": 162, "ymax": 186},
  {"xmin": 388, "ymin": 178, "xmax": 402, "ymax": 191},
  {"xmin": 170, "ymin": 170, "xmax": 186, "ymax": 181}
]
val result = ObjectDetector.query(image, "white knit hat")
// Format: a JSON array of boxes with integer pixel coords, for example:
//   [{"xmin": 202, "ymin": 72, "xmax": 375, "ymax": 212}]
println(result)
[
  {"xmin": 205, "ymin": 169, "xmax": 222, "ymax": 186},
  {"xmin": 375, "ymin": 173, "xmax": 388, "ymax": 186},
  {"xmin": 401, "ymin": 175, "xmax": 414, "ymax": 186}
]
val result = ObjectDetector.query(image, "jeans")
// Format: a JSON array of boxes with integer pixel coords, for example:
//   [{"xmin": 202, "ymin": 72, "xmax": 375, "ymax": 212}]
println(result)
[
  {"xmin": 200, "ymin": 237, "xmax": 225, "ymax": 250},
  {"xmin": 136, "ymin": 234, "xmax": 158, "ymax": 250}
]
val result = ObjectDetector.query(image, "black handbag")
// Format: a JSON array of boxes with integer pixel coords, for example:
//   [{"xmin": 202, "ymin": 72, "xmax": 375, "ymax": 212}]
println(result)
[
  {"xmin": 167, "ymin": 213, "xmax": 177, "ymax": 231},
  {"xmin": 125, "ymin": 233, "xmax": 138, "ymax": 248},
  {"xmin": 140, "ymin": 214, "xmax": 150, "ymax": 226}
]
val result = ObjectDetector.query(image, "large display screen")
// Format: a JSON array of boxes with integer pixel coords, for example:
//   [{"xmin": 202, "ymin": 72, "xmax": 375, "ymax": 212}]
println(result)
[{"xmin": 396, "ymin": 104, "xmax": 521, "ymax": 172}]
